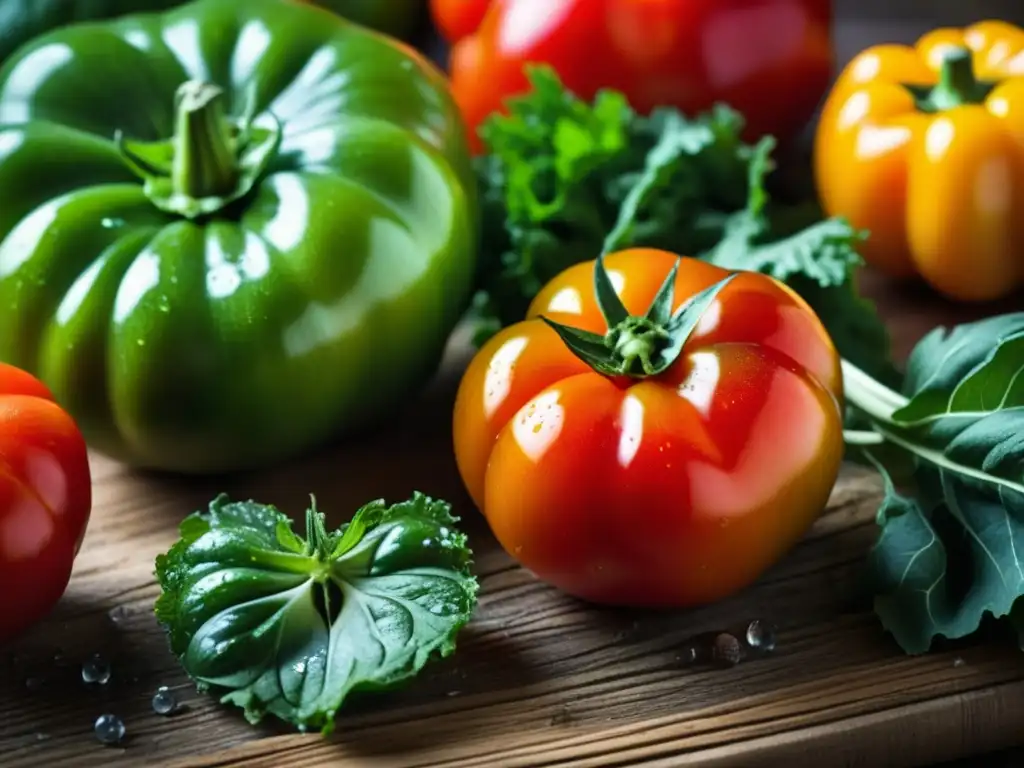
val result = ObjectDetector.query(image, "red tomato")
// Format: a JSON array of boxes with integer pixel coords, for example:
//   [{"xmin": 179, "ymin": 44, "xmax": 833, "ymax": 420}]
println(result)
[
  {"xmin": 452, "ymin": 249, "xmax": 843, "ymax": 607},
  {"xmin": 449, "ymin": 0, "xmax": 833, "ymax": 154},
  {"xmin": 431, "ymin": 0, "xmax": 491, "ymax": 43},
  {"xmin": 0, "ymin": 363, "xmax": 92, "ymax": 643}
]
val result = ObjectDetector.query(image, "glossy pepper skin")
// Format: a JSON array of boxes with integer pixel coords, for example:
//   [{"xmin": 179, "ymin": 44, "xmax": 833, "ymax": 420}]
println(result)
[
  {"xmin": 0, "ymin": 363, "xmax": 92, "ymax": 644},
  {"xmin": 0, "ymin": 0, "xmax": 477, "ymax": 474},
  {"xmin": 452, "ymin": 249, "xmax": 844, "ymax": 607},
  {"xmin": 0, "ymin": 0, "xmax": 426, "ymax": 65},
  {"xmin": 814, "ymin": 21, "xmax": 1024, "ymax": 302},
  {"xmin": 448, "ymin": 0, "xmax": 834, "ymax": 154}
]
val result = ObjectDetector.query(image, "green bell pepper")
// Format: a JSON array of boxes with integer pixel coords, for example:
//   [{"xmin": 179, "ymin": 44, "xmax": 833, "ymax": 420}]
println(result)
[
  {"xmin": 0, "ymin": 0, "xmax": 427, "ymax": 64},
  {"xmin": 0, "ymin": 0, "xmax": 477, "ymax": 474}
]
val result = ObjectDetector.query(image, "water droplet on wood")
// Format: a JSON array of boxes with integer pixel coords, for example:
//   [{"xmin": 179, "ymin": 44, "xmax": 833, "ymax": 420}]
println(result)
[
  {"xmin": 745, "ymin": 619, "xmax": 777, "ymax": 652},
  {"xmin": 107, "ymin": 606, "xmax": 129, "ymax": 626},
  {"xmin": 82, "ymin": 654, "xmax": 111, "ymax": 685},
  {"xmin": 712, "ymin": 633, "xmax": 742, "ymax": 667},
  {"xmin": 93, "ymin": 714, "xmax": 125, "ymax": 745},
  {"xmin": 151, "ymin": 686, "xmax": 177, "ymax": 715}
]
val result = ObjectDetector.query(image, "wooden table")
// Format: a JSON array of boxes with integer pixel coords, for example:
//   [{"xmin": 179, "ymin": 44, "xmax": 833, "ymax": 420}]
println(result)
[
  {"xmin": 2, "ymin": 264, "xmax": 1023, "ymax": 768},
  {"xmin": 4, "ymin": 3, "xmax": 1024, "ymax": 767}
]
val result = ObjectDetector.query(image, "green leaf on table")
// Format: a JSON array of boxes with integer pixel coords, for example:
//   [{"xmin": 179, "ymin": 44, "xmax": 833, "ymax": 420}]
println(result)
[
  {"xmin": 860, "ymin": 314, "xmax": 1024, "ymax": 654},
  {"xmin": 154, "ymin": 492, "xmax": 478, "ymax": 733},
  {"xmin": 470, "ymin": 65, "xmax": 895, "ymax": 381},
  {"xmin": 868, "ymin": 458, "xmax": 1024, "ymax": 654}
]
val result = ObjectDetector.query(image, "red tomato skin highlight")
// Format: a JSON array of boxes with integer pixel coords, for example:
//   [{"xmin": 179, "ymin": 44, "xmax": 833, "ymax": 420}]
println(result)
[
  {"xmin": 453, "ymin": 250, "xmax": 843, "ymax": 607},
  {"xmin": 0, "ymin": 363, "xmax": 92, "ymax": 643}
]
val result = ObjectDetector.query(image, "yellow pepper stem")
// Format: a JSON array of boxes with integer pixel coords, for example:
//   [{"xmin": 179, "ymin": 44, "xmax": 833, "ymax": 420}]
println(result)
[{"xmin": 927, "ymin": 47, "xmax": 986, "ymax": 110}]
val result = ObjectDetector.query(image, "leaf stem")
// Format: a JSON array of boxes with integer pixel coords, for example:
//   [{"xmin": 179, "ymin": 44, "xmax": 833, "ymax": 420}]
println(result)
[
  {"xmin": 871, "ymin": 421, "xmax": 1024, "ymax": 496},
  {"xmin": 843, "ymin": 429, "xmax": 886, "ymax": 445},
  {"xmin": 841, "ymin": 359, "xmax": 909, "ymax": 424}
]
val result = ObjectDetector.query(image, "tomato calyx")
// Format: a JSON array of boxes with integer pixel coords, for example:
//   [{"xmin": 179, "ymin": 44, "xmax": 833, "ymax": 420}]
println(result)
[
  {"xmin": 540, "ymin": 255, "xmax": 735, "ymax": 378},
  {"xmin": 904, "ymin": 47, "xmax": 999, "ymax": 112}
]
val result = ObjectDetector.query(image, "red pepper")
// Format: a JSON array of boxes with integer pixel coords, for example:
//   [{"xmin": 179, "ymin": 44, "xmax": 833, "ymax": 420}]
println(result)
[
  {"xmin": 447, "ymin": 0, "xmax": 835, "ymax": 155},
  {"xmin": 430, "ymin": 0, "xmax": 490, "ymax": 44}
]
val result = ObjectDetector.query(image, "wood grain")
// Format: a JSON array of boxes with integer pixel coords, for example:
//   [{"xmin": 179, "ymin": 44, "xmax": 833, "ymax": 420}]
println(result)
[
  {"xmin": 2, "ymin": 269, "xmax": 1024, "ymax": 768},
  {"xmin": 5, "ymin": 7, "xmax": 1024, "ymax": 764}
]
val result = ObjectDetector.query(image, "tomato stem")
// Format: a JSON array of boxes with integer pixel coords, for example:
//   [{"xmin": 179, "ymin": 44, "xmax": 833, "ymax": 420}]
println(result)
[{"xmin": 541, "ymin": 256, "xmax": 735, "ymax": 379}]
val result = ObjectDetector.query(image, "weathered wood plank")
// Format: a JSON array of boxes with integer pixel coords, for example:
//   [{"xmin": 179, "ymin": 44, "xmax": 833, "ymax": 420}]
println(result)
[{"xmin": 2, "ymin": 324, "xmax": 1024, "ymax": 768}]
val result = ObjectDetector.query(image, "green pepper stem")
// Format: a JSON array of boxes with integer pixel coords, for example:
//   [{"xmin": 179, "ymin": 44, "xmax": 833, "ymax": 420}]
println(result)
[
  {"xmin": 928, "ymin": 47, "xmax": 983, "ymax": 110},
  {"xmin": 171, "ymin": 81, "xmax": 239, "ymax": 200}
]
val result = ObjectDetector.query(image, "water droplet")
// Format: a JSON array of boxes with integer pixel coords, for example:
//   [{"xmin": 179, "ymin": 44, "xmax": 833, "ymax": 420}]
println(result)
[
  {"xmin": 25, "ymin": 676, "xmax": 43, "ymax": 691},
  {"xmin": 745, "ymin": 620, "xmax": 777, "ymax": 652},
  {"xmin": 107, "ymin": 605, "xmax": 129, "ymax": 625},
  {"xmin": 679, "ymin": 645, "xmax": 698, "ymax": 665},
  {"xmin": 93, "ymin": 714, "xmax": 125, "ymax": 745},
  {"xmin": 82, "ymin": 654, "xmax": 111, "ymax": 685},
  {"xmin": 953, "ymin": 657, "xmax": 966, "ymax": 668},
  {"xmin": 34, "ymin": 732, "xmax": 49, "ymax": 742},
  {"xmin": 151, "ymin": 686, "xmax": 177, "ymax": 716},
  {"xmin": 712, "ymin": 633, "xmax": 742, "ymax": 667},
  {"xmin": 100, "ymin": 217, "xmax": 125, "ymax": 229}
]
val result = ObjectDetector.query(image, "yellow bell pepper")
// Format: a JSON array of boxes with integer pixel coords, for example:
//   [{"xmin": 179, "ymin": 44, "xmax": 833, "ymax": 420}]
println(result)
[{"xmin": 814, "ymin": 21, "xmax": 1024, "ymax": 302}]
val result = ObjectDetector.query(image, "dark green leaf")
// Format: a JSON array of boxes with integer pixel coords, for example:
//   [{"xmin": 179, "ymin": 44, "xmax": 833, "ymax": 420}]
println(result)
[
  {"xmin": 868, "ymin": 457, "xmax": 1024, "ymax": 654},
  {"xmin": 643, "ymin": 258, "xmax": 679, "ymax": 327},
  {"xmin": 329, "ymin": 500, "xmax": 386, "ymax": 559},
  {"xmin": 539, "ymin": 317, "xmax": 620, "ymax": 377},
  {"xmin": 856, "ymin": 316, "xmax": 1024, "ymax": 654},
  {"xmin": 470, "ymin": 68, "xmax": 895, "ymax": 382},
  {"xmin": 470, "ymin": 66, "xmax": 755, "ymax": 337},
  {"xmin": 896, "ymin": 314, "xmax": 1024, "ymax": 423},
  {"xmin": 153, "ymin": 493, "xmax": 478, "ymax": 732},
  {"xmin": 592, "ymin": 254, "xmax": 629, "ymax": 327},
  {"xmin": 656, "ymin": 275, "xmax": 736, "ymax": 372}
]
